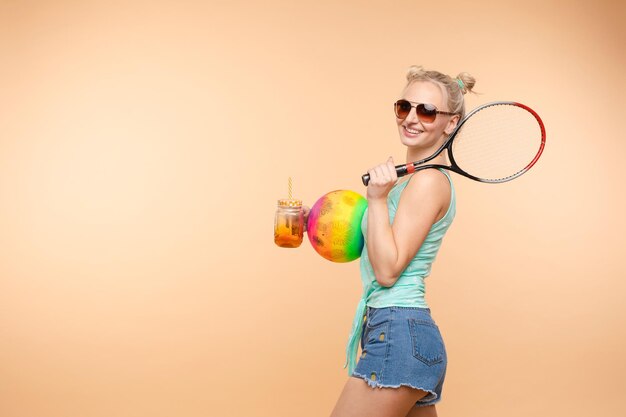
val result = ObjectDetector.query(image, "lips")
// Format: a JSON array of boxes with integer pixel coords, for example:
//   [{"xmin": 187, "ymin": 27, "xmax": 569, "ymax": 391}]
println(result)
[{"xmin": 403, "ymin": 125, "xmax": 423, "ymax": 137}]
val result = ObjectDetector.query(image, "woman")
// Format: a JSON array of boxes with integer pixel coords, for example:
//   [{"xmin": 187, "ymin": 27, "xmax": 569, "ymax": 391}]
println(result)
[{"xmin": 307, "ymin": 65, "xmax": 475, "ymax": 417}]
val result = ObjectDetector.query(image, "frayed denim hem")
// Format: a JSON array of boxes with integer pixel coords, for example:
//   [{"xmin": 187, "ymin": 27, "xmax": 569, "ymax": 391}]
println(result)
[
  {"xmin": 350, "ymin": 371, "xmax": 438, "ymax": 403},
  {"xmin": 414, "ymin": 397, "xmax": 442, "ymax": 407}
]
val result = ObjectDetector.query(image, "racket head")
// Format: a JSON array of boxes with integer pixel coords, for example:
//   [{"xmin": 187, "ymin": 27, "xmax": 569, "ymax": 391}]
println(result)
[{"xmin": 447, "ymin": 101, "xmax": 546, "ymax": 183}]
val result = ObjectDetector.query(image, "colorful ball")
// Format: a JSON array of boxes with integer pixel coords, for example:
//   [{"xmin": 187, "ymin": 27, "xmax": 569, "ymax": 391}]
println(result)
[{"xmin": 307, "ymin": 190, "xmax": 368, "ymax": 263}]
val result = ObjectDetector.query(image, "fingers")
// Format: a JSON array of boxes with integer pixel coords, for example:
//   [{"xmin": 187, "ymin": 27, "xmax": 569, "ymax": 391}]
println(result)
[
  {"xmin": 373, "ymin": 165, "xmax": 386, "ymax": 182},
  {"xmin": 385, "ymin": 156, "xmax": 398, "ymax": 181},
  {"xmin": 368, "ymin": 166, "xmax": 386, "ymax": 185},
  {"xmin": 302, "ymin": 205, "xmax": 310, "ymax": 232},
  {"xmin": 368, "ymin": 156, "xmax": 397, "ymax": 185}
]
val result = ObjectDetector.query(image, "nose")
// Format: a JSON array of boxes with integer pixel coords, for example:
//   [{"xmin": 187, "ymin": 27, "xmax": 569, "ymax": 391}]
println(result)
[{"xmin": 404, "ymin": 107, "xmax": 421, "ymax": 124}]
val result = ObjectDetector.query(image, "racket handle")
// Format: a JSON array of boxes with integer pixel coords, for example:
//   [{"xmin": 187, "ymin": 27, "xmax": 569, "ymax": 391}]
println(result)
[{"xmin": 361, "ymin": 164, "xmax": 411, "ymax": 186}]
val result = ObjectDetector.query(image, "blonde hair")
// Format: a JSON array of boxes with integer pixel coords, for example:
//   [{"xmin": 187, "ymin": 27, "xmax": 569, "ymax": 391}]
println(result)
[{"xmin": 404, "ymin": 65, "xmax": 477, "ymax": 119}]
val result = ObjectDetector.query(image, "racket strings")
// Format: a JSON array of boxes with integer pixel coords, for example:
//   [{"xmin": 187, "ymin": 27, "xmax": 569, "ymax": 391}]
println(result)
[{"xmin": 451, "ymin": 104, "xmax": 543, "ymax": 182}]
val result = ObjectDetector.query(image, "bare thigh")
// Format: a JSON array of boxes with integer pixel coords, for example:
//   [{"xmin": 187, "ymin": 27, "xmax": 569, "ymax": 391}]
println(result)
[
  {"xmin": 406, "ymin": 404, "xmax": 438, "ymax": 417},
  {"xmin": 329, "ymin": 376, "xmax": 431, "ymax": 417}
]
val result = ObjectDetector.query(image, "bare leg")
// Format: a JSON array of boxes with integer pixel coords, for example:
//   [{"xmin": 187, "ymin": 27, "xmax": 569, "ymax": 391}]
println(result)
[
  {"xmin": 329, "ymin": 376, "xmax": 431, "ymax": 417},
  {"xmin": 406, "ymin": 404, "xmax": 438, "ymax": 417}
]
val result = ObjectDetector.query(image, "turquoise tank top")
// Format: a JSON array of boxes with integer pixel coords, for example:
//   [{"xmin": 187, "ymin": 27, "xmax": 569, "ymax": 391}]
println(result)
[{"xmin": 344, "ymin": 168, "xmax": 456, "ymax": 374}]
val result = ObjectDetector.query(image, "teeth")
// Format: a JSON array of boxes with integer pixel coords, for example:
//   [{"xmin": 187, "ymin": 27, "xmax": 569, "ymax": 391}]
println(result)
[{"xmin": 405, "ymin": 126, "xmax": 421, "ymax": 134}]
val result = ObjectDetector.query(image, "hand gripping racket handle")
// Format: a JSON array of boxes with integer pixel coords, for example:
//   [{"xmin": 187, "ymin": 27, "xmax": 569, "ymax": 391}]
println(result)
[{"xmin": 362, "ymin": 164, "xmax": 413, "ymax": 186}]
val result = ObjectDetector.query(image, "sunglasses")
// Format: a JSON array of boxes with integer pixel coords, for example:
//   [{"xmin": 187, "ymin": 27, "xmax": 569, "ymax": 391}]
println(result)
[{"xmin": 394, "ymin": 99, "xmax": 457, "ymax": 123}]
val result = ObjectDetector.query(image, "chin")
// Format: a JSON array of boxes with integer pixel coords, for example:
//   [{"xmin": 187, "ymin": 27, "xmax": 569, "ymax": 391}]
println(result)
[{"xmin": 399, "ymin": 133, "xmax": 426, "ymax": 148}]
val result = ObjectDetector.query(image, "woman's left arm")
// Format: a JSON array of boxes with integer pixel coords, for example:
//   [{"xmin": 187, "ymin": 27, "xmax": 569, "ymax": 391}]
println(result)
[{"xmin": 367, "ymin": 169, "xmax": 448, "ymax": 287}]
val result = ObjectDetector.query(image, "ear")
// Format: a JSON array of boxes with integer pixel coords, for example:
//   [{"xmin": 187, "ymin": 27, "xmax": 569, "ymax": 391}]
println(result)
[{"xmin": 444, "ymin": 114, "xmax": 461, "ymax": 135}]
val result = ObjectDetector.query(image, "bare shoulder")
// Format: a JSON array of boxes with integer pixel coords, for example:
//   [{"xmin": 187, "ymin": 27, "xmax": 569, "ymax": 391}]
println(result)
[
  {"xmin": 403, "ymin": 169, "xmax": 450, "ymax": 197},
  {"xmin": 400, "ymin": 169, "xmax": 451, "ymax": 219}
]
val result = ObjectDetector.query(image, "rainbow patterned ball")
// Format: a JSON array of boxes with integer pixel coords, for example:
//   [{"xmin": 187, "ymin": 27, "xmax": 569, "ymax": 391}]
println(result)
[{"xmin": 306, "ymin": 190, "xmax": 368, "ymax": 263}]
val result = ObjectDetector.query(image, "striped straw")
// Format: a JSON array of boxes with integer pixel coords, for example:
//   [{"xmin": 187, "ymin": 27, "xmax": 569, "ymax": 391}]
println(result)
[{"xmin": 288, "ymin": 177, "xmax": 292, "ymax": 200}]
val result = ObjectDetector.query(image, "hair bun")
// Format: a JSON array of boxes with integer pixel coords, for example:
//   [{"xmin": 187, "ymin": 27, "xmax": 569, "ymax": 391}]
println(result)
[
  {"xmin": 406, "ymin": 65, "xmax": 427, "ymax": 81},
  {"xmin": 456, "ymin": 72, "xmax": 476, "ymax": 94}
]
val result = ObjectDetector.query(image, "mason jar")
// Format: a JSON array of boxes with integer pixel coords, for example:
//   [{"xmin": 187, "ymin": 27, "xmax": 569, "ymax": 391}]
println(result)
[{"xmin": 274, "ymin": 199, "xmax": 304, "ymax": 248}]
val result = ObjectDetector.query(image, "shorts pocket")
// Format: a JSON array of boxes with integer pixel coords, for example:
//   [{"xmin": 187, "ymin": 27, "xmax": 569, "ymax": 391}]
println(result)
[{"xmin": 408, "ymin": 319, "xmax": 445, "ymax": 366}]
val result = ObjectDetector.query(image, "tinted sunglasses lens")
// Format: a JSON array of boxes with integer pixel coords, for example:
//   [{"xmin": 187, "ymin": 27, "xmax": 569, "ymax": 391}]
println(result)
[
  {"xmin": 416, "ymin": 104, "xmax": 437, "ymax": 123},
  {"xmin": 395, "ymin": 100, "xmax": 411, "ymax": 119}
]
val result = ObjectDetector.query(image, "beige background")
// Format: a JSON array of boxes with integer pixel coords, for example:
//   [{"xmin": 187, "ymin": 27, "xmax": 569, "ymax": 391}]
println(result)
[{"xmin": 1, "ymin": 1, "xmax": 625, "ymax": 416}]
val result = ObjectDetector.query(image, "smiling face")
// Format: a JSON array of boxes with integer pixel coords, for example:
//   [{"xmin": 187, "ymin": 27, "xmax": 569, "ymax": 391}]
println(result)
[{"xmin": 396, "ymin": 81, "xmax": 459, "ymax": 155}]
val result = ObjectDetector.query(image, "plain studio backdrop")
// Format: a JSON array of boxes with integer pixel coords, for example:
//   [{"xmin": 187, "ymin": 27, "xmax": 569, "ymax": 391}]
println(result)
[{"xmin": 1, "ymin": 1, "xmax": 624, "ymax": 416}]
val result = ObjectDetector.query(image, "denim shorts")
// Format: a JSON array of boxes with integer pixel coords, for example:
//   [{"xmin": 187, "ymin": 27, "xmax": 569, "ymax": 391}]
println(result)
[{"xmin": 352, "ymin": 306, "xmax": 447, "ymax": 407}]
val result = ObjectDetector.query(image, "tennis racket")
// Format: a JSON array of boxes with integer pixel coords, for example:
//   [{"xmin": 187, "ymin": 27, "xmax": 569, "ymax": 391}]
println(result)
[{"xmin": 361, "ymin": 101, "xmax": 546, "ymax": 186}]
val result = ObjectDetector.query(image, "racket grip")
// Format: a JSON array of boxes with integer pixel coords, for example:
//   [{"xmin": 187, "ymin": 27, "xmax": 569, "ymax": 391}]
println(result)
[{"xmin": 361, "ymin": 164, "xmax": 411, "ymax": 186}]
